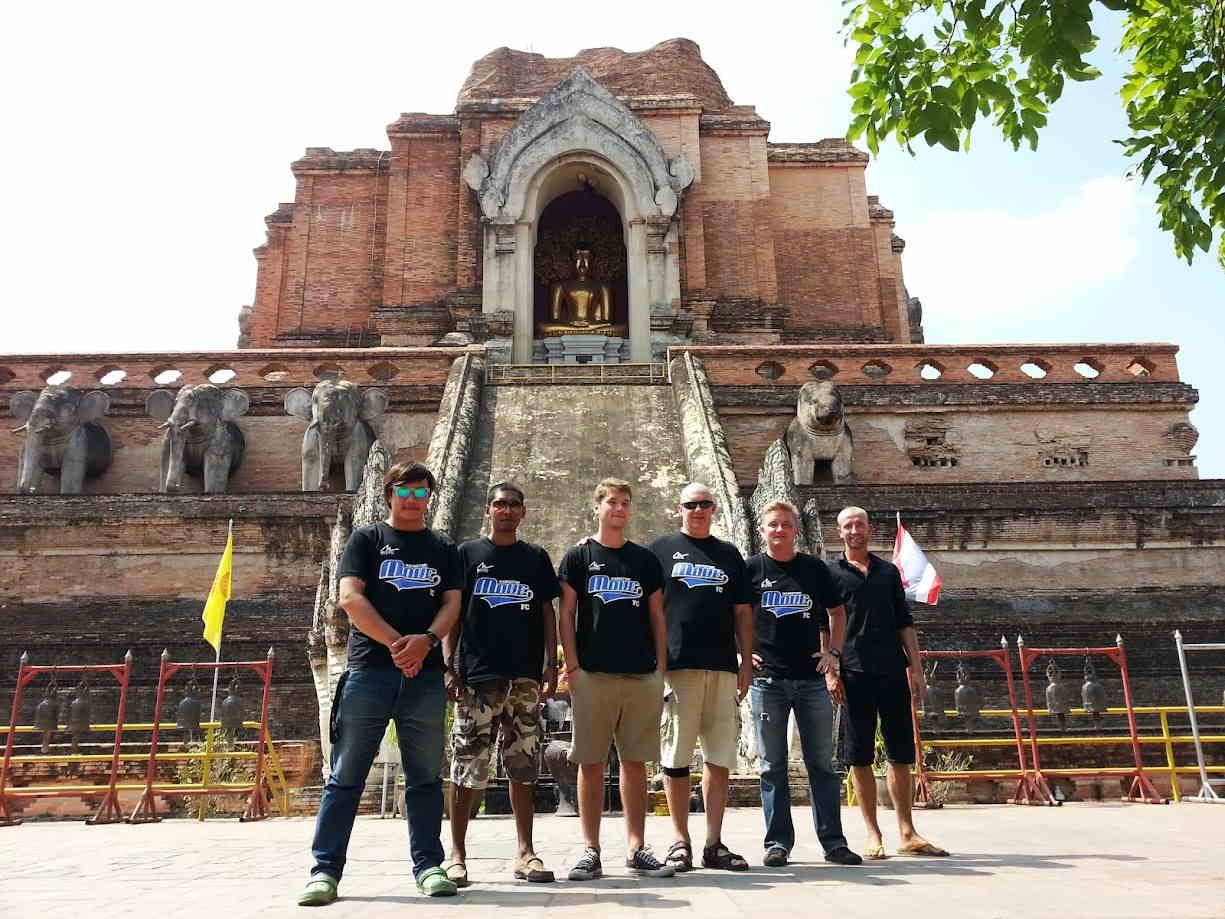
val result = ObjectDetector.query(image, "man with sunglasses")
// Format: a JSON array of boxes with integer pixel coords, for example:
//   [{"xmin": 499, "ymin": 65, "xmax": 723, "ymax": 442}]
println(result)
[
  {"xmin": 443, "ymin": 483, "xmax": 560, "ymax": 886},
  {"xmin": 648, "ymin": 482, "xmax": 753, "ymax": 873},
  {"xmin": 299, "ymin": 461, "xmax": 462, "ymax": 906}
]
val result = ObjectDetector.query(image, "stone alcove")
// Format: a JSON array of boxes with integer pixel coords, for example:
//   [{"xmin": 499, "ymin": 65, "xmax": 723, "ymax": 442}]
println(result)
[{"xmin": 464, "ymin": 68, "xmax": 694, "ymax": 363}]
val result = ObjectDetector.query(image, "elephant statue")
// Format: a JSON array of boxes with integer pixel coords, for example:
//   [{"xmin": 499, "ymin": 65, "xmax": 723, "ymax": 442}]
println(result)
[
  {"xmin": 146, "ymin": 384, "xmax": 249, "ymax": 493},
  {"xmin": 284, "ymin": 380, "xmax": 388, "ymax": 491},
  {"xmin": 10, "ymin": 386, "xmax": 112, "ymax": 494},
  {"xmin": 784, "ymin": 381, "xmax": 854, "ymax": 485}
]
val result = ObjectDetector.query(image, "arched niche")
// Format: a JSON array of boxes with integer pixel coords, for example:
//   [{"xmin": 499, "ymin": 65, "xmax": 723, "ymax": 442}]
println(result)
[{"xmin": 465, "ymin": 68, "xmax": 693, "ymax": 363}]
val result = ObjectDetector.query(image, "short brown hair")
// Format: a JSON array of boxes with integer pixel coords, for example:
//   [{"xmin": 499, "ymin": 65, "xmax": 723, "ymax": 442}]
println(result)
[
  {"xmin": 593, "ymin": 477, "xmax": 632, "ymax": 505},
  {"xmin": 383, "ymin": 461, "xmax": 436, "ymax": 501}
]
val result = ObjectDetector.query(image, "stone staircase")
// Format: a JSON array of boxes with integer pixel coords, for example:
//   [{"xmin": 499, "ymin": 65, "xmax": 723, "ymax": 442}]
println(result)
[{"xmin": 455, "ymin": 382, "xmax": 689, "ymax": 560}]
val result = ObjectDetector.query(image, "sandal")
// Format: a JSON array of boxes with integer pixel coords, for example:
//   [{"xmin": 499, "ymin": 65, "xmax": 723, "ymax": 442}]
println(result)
[
  {"xmin": 665, "ymin": 840, "xmax": 694, "ymax": 872},
  {"xmin": 702, "ymin": 842, "xmax": 749, "ymax": 871},
  {"xmin": 443, "ymin": 861, "xmax": 471, "ymax": 888},
  {"xmin": 513, "ymin": 855, "xmax": 555, "ymax": 883},
  {"xmin": 863, "ymin": 843, "xmax": 889, "ymax": 860}
]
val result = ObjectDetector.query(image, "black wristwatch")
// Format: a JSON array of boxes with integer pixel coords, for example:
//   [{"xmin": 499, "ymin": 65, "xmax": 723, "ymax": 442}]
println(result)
[
  {"xmin": 425, "ymin": 629, "xmax": 441, "ymax": 648},
  {"xmin": 829, "ymin": 648, "xmax": 842, "ymax": 659}
]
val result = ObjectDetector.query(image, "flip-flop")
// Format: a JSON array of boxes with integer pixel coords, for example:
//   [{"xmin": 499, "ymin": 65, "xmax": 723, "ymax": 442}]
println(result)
[
  {"xmin": 513, "ymin": 855, "xmax": 555, "ymax": 883},
  {"xmin": 897, "ymin": 841, "xmax": 949, "ymax": 857},
  {"xmin": 863, "ymin": 844, "xmax": 889, "ymax": 860},
  {"xmin": 444, "ymin": 861, "xmax": 471, "ymax": 887}
]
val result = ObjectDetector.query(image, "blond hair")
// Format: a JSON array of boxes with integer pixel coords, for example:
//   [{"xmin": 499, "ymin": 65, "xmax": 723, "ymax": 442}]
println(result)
[
  {"xmin": 760, "ymin": 500, "xmax": 799, "ymax": 522},
  {"xmin": 593, "ymin": 477, "xmax": 632, "ymax": 505}
]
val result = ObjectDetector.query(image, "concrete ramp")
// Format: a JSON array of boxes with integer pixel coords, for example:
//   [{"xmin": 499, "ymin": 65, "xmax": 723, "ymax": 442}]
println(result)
[{"xmin": 456, "ymin": 383, "xmax": 688, "ymax": 561}]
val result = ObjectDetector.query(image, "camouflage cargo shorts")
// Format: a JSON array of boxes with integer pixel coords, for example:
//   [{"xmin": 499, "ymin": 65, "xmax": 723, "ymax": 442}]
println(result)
[{"xmin": 450, "ymin": 678, "xmax": 542, "ymax": 789}]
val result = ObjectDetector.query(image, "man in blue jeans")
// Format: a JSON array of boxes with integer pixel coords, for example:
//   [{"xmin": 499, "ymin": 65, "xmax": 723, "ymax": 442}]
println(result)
[
  {"xmin": 747, "ymin": 500, "xmax": 861, "ymax": 868},
  {"xmin": 298, "ymin": 461, "xmax": 462, "ymax": 906}
]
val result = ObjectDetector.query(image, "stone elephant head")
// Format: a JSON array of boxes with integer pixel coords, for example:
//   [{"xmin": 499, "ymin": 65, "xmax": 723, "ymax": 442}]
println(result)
[
  {"xmin": 10, "ymin": 386, "xmax": 112, "ymax": 494},
  {"xmin": 146, "ymin": 384, "xmax": 249, "ymax": 493},
  {"xmin": 795, "ymin": 381, "xmax": 845, "ymax": 435},
  {"xmin": 284, "ymin": 380, "xmax": 388, "ymax": 491}
]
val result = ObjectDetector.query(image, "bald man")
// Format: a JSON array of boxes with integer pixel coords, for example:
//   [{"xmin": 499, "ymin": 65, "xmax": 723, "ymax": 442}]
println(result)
[{"xmin": 648, "ymin": 483, "xmax": 753, "ymax": 873}]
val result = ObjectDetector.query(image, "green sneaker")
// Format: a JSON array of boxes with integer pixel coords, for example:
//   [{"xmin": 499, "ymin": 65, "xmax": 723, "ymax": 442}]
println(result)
[
  {"xmin": 416, "ymin": 866, "xmax": 459, "ymax": 897},
  {"xmin": 297, "ymin": 873, "xmax": 338, "ymax": 907}
]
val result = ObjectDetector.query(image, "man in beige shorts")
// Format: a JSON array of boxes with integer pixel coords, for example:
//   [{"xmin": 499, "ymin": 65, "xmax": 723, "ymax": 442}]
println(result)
[
  {"xmin": 649, "ymin": 483, "xmax": 754, "ymax": 871},
  {"xmin": 557, "ymin": 478, "xmax": 675, "ymax": 881}
]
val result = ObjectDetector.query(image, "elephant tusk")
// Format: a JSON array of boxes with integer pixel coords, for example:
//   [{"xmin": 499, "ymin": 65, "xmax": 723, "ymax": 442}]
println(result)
[{"xmin": 11, "ymin": 424, "xmax": 27, "ymax": 433}]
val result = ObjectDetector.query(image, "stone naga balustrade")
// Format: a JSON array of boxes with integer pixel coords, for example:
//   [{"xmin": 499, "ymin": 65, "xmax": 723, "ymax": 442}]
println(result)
[
  {"xmin": 0, "ymin": 347, "xmax": 480, "ymax": 392},
  {"xmin": 669, "ymin": 343, "xmax": 1182, "ymax": 386}
]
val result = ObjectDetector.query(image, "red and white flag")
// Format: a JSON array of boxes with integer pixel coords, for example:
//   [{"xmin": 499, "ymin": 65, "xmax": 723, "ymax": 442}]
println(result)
[{"xmin": 892, "ymin": 514, "xmax": 941, "ymax": 605}]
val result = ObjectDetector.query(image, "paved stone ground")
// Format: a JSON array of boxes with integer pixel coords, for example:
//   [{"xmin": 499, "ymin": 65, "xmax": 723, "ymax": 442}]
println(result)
[{"xmin": 5, "ymin": 803, "xmax": 1224, "ymax": 918}]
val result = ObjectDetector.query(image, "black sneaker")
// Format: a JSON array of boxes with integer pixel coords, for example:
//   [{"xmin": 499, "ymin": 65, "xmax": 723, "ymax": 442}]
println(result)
[
  {"xmin": 568, "ymin": 847, "xmax": 603, "ymax": 881},
  {"xmin": 763, "ymin": 846, "xmax": 788, "ymax": 867},
  {"xmin": 626, "ymin": 847, "xmax": 676, "ymax": 878},
  {"xmin": 824, "ymin": 845, "xmax": 863, "ymax": 866}
]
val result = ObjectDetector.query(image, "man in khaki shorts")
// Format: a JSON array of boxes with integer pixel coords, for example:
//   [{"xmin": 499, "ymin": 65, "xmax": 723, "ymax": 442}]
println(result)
[
  {"xmin": 443, "ymin": 483, "xmax": 561, "ymax": 885},
  {"xmin": 557, "ymin": 478, "xmax": 675, "ymax": 881},
  {"xmin": 649, "ymin": 483, "xmax": 753, "ymax": 872}
]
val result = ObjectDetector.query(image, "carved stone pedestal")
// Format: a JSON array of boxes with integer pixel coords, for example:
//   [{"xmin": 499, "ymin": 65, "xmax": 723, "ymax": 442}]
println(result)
[
  {"xmin": 533, "ymin": 335, "xmax": 630, "ymax": 364},
  {"xmin": 542, "ymin": 740, "xmax": 579, "ymax": 816}
]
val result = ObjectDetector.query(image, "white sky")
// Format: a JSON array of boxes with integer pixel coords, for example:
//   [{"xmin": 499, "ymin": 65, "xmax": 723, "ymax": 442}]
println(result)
[{"xmin": 3, "ymin": 0, "xmax": 1222, "ymax": 474}]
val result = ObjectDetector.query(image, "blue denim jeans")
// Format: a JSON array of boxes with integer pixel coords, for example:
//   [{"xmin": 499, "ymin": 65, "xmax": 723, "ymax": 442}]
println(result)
[
  {"xmin": 310, "ymin": 667, "xmax": 446, "ymax": 881},
  {"xmin": 750, "ymin": 676, "xmax": 847, "ymax": 855}
]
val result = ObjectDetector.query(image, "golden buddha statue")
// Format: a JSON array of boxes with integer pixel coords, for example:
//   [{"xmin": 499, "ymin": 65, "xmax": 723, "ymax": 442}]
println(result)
[{"xmin": 537, "ymin": 248, "xmax": 626, "ymax": 337}]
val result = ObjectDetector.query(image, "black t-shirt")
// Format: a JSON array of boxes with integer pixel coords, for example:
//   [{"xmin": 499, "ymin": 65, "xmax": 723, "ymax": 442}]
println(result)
[
  {"xmin": 649, "ymin": 531, "xmax": 751, "ymax": 673},
  {"xmin": 336, "ymin": 522, "xmax": 461, "ymax": 671},
  {"xmin": 827, "ymin": 553, "xmax": 914, "ymax": 675},
  {"xmin": 558, "ymin": 539, "xmax": 664, "ymax": 674},
  {"xmin": 748, "ymin": 552, "xmax": 840, "ymax": 680},
  {"xmin": 455, "ymin": 537, "xmax": 560, "ymax": 683}
]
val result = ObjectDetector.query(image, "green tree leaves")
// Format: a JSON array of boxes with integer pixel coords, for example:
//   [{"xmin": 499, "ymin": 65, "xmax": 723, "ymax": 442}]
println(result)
[{"xmin": 844, "ymin": 0, "xmax": 1225, "ymax": 268}]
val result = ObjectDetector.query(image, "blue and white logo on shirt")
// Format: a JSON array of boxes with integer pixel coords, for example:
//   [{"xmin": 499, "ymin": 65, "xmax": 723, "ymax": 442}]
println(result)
[
  {"xmin": 379, "ymin": 559, "xmax": 441, "ymax": 591},
  {"xmin": 761, "ymin": 590, "xmax": 813, "ymax": 618},
  {"xmin": 474, "ymin": 576, "xmax": 535, "ymax": 608},
  {"xmin": 670, "ymin": 562, "xmax": 729, "ymax": 589},
  {"xmin": 588, "ymin": 574, "xmax": 643, "ymax": 603}
]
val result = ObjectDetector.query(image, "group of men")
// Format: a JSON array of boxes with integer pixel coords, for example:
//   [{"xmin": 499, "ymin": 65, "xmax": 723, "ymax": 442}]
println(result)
[{"xmin": 298, "ymin": 461, "xmax": 947, "ymax": 907}]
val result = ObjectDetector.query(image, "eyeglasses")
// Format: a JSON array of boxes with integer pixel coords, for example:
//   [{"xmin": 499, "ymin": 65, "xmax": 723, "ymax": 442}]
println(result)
[
  {"xmin": 490, "ymin": 499, "xmax": 523, "ymax": 510},
  {"xmin": 679, "ymin": 500, "xmax": 715, "ymax": 510},
  {"xmin": 392, "ymin": 485, "xmax": 430, "ymax": 499}
]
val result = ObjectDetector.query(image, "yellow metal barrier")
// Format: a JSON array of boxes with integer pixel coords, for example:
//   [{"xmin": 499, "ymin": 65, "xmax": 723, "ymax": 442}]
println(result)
[
  {"xmin": 844, "ymin": 705, "xmax": 1225, "ymax": 804},
  {"xmin": 0, "ymin": 720, "xmax": 292, "ymax": 818}
]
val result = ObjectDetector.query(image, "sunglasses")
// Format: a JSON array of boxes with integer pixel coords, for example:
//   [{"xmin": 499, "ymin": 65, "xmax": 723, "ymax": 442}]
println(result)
[
  {"xmin": 392, "ymin": 485, "xmax": 430, "ymax": 499},
  {"xmin": 680, "ymin": 500, "xmax": 715, "ymax": 510},
  {"xmin": 490, "ymin": 499, "xmax": 524, "ymax": 510}
]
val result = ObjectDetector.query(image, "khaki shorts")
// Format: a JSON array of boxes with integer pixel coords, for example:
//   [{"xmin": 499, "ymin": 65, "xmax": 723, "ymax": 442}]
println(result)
[
  {"xmin": 568, "ymin": 670, "xmax": 665, "ymax": 765},
  {"xmin": 450, "ymin": 678, "xmax": 541, "ymax": 789},
  {"xmin": 660, "ymin": 669, "xmax": 740, "ymax": 770}
]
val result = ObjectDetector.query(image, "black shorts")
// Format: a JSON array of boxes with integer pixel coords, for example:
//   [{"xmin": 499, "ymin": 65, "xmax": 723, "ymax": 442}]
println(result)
[{"xmin": 842, "ymin": 669, "xmax": 915, "ymax": 766}]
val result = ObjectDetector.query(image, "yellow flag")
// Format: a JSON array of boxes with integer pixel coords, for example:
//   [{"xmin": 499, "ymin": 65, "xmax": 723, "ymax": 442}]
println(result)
[{"xmin": 202, "ymin": 526, "xmax": 233, "ymax": 653}]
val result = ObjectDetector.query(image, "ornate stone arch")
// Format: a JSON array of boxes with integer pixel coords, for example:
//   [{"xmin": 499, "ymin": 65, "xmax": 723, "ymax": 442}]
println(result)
[{"xmin": 464, "ymin": 68, "xmax": 694, "ymax": 362}]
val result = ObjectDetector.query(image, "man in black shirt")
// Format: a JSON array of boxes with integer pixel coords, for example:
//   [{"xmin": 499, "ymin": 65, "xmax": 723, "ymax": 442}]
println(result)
[
  {"xmin": 748, "ymin": 500, "xmax": 861, "ymax": 868},
  {"xmin": 831, "ymin": 506, "xmax": 947, "ymax": 859},
  {"xmin": 557, "ymin": 477, "xmax": 675, "ymax": 882},
  {"xmin": 649, "ymin": 482, "xmax": 753, "ymax": 873},
  {"xmin": 298, "ymin": 461, "xmax": 462, "ymax": 906},
  {"xmin": 443, "ymin": 482, "xmax": 560, "ymax": 886}
]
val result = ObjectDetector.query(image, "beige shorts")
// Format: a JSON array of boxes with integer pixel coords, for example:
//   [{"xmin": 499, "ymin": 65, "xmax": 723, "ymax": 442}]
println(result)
[
  {"xmin": 568, "ymin": 670, "xmax": 665, "ymax": 765},
  {"xmin": 660, "ymin": 669, "xmax": 740, "ymax": 770}
]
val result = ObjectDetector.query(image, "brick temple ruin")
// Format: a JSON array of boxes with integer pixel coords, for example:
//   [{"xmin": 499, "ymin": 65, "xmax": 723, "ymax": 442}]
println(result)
[{"xmin": 2, "ymin": 39, "xmax": 1221, "ymax": 806}]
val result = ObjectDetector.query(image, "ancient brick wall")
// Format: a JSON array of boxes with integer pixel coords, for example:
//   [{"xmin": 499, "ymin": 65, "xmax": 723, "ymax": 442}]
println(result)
[{"xmin": 0, "ymin": 494, "xmax": 341, "ymax": 741}]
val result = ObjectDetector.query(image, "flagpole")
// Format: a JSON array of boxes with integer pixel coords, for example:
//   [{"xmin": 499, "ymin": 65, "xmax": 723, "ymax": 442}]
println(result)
[{"xmin": 209, "ymin": 519, "xmax": 233, "ymax": 724}]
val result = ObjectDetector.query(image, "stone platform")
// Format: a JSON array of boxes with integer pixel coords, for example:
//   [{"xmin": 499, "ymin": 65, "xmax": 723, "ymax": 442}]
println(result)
[{"xmin": 5, "ymin": 803, "xmax": 1223, "ymax": 917}]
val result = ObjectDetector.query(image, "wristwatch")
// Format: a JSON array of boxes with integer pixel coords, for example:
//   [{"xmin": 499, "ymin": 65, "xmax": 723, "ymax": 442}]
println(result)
[
  {"xmin": 829, "ymin": 648, "xmax": 842, "ymax": 659},
  {"xmin": 425, "ymin": 629, "xmax": 441, "ymax": 648}
]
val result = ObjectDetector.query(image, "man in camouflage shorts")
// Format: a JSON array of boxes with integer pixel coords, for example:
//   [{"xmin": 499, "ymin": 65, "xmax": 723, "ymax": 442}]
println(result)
[{"xmin": 443, "ymin": 483, "xmax": 560, "ymax": 885}]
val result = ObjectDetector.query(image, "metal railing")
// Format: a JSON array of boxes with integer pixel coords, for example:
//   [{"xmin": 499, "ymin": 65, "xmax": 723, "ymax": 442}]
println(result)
[{"xmin": 486, "ymin": 362, "xmax": 668, "ymax": 385}]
